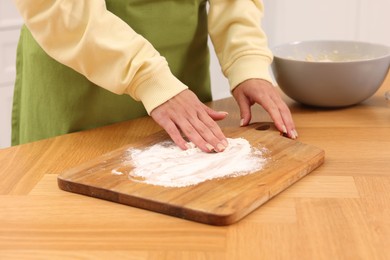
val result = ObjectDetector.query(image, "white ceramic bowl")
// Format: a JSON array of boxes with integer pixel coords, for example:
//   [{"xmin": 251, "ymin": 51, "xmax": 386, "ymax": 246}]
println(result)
[{"xmin": 271, "ymin": 40, "xmax": 390, "ymax": 107}]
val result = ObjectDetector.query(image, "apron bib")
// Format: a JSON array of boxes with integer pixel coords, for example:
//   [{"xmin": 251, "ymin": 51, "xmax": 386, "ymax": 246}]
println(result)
[{"xmin": 12, "ymin": 0, "xmax": 211, "ymax": 145}]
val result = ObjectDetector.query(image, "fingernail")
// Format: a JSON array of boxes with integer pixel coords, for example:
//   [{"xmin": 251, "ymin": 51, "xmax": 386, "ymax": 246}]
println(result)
[
  {"xmin": 282, "ymin": 125, "xmax": 288, "ymax": 134},
  {"xmin": 185, "ymin": 143, "xmax": 192, "ymax": 150},
  {"xmin": 216, "ymin": 143, "xmax": 226, "ymax": 152},
  {"xmin": 240, "ymin": 119, "xmax": 244, "ymax": 127},
  {"xmin": 222, "ymin": 139, "xmax": 229, "ymax": 147},
  {"xmin": 218, "ymin": 111, "xmax": 229, "ymax": 115},
  {"xmin": 290, "ymin": 131, "xmax": 297, "ymax": 139},
  {"xmin": 205, "ymin": 143, "xmax": 215, "ymax": 152},
  {"xmin": 293, "ymin": 129, "xmax": 299, "ymax": 138}
]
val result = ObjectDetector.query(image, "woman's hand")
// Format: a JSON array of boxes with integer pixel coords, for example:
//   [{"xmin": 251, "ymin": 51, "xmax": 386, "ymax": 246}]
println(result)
[
  {"xmin": 151, "ymin": 89, "xmax": 228, "ymax": 153},
  {"xmin": 232, "ymin": 79, "xmax": 298, "ymax": 139}
]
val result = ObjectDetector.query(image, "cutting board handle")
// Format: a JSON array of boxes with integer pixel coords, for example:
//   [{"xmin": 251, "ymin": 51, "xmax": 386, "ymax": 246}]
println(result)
[{"xmin": 226, "ymin": 122, "xmax": 288, "ymax": 138}]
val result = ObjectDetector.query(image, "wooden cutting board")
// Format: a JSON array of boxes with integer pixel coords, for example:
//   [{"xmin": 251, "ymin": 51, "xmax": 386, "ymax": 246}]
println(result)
[{"xmin": 58, "ymin": 123, "xmax": 325, "ymax": 226}]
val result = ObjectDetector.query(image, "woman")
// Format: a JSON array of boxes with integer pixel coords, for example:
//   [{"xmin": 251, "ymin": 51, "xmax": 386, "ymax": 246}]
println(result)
[{"xmin": 12, "ymin": 0, "xmax": 297, "ymax": 152}]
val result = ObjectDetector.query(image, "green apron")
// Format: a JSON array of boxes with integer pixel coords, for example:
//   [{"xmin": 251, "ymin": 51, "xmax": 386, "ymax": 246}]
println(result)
[{"xmin": 12, "ymin": 0, "xmax": 211, "ymax": 145}]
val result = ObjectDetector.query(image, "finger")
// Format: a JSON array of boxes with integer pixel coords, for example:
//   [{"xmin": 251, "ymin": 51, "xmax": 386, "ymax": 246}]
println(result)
[
  {"xmin": 151, "ymin": 89, "xmax": 228, "ymax": 152},
  {"xmin": 196, "ymin": 110, "xmax": 228, "ymax": 151},
  {"xmin": 202, "ymin": 104, "xmax": 229, "ymax": 121},
  {"xmin": 259, "ymin": 95, "xmax": 297, "ymax": 139},
  {"xmin": 178, "ymin": 118, "xmax": 220, "ymax": 153},
  {"xmin": 155, "ymin": 116, "xmax": 190, "ymax": 150},
  {"xmin": 235, "ymin": 95, "xmax": 252, "ymax": 127},
  {"xmin": 253, "ymin": 94, "xmax": 287, "ymax": 133},
  {"xmin": 176, "ymin": 103, "xmax": 227, "ymax": 152},
  {"xmin": 271, "ymin": 96, "xmax": 298, "ymax": 139}
]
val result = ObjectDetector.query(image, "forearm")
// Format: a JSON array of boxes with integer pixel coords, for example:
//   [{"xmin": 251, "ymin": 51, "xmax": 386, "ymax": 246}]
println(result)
[
  {"xmin": 208, "ymin": 0, "xmax": 274, "ymax": 90},
  {"xmin": 13, "ymin": 0, "xmax": 187, "ymax": 113}
]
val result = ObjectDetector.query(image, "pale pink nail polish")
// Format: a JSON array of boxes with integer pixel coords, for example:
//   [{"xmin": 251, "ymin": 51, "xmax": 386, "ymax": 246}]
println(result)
[
  {"xmin": 282, "ymin": 125, "xmax": 288, "ymax": 134},
  {"xmin": 216, "ymin": 143, "xmax": 226, "ymax": 152},
  {"xmin": 205, "ymin": 143, "xmax": 215, "ymax": 152},
  {"xmin": 222, "ymin": 139, "xmax": 229, "ymax": 147}
]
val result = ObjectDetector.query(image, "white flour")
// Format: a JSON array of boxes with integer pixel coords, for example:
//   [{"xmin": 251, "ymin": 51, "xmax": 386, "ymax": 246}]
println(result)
[{"xmin": 119, "ymin": 137, "xmax": 268, "ymax": 188}]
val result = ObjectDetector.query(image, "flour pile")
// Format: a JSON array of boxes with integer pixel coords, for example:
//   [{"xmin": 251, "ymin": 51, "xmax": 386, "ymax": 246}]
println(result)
[{"xmin": 124, "ymin": 138, "xmax": 267, "ymax": 187}]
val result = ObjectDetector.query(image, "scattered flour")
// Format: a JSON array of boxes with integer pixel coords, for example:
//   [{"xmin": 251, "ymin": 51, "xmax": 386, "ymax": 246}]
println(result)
[
  {"xmin": 111, "ymin": 169, "xmax": 124, "ymax": 175},
  {"xmin": 124, "ymin": 137, "xmax": 268, "ymax": 188}
]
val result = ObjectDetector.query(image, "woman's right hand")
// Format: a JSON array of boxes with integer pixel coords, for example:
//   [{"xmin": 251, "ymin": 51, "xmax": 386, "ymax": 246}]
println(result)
[{"xmin": 150, "ymin": 89, "xmax": 229, "ymax": 153}]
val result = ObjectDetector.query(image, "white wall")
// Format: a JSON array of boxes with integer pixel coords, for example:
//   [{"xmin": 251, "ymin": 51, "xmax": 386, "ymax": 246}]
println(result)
[
  {"xmin": 263, "ymin": 0, "xmax": 390, "ymax": 46},
  {"xmin": 0, "ymin": 1, "xmax": 23, "ymax": 149},
  {"xmin": 1, "ymin": 0, "xmax": 390, "ymax": 148},
  {"xmin": 211, "ymin": 0, "xmax": 390, "ymax": 100}
]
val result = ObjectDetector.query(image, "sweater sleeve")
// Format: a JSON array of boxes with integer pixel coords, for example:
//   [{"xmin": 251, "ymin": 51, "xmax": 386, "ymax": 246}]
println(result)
[
  {"xmin": 12, "ymin": 0, "xmax": 187, "ymax": 114},
  {"xmin": 208, "ymin": 0, "xmax": 274, "ymax": 90}
]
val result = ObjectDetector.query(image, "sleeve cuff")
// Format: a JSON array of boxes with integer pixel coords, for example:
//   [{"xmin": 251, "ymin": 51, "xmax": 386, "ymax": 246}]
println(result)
[
  {"xmin": 225, "ymin": 55, "xmax": 275, "ymax": 91},
  {"xmin": 128, "ymin": 66, "xmax": 188, "ymax": 114}
]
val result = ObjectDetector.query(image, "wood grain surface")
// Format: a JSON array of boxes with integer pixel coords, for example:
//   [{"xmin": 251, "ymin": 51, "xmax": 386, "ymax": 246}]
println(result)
[
  {"xmin": 1, "ymin": 73, "xmax": 389, "ymax": 259},
  {"xmin": 57, "ymin": 124, "xmax": 324, "ymax": 225}
]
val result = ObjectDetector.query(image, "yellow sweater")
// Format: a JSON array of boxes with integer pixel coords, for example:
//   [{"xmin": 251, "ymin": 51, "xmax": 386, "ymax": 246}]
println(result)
[{"xmin": 13, "ymin": 0, "xmax": 273, "ymax": 114}]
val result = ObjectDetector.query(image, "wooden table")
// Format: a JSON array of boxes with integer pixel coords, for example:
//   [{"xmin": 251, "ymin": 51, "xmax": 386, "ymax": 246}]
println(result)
[{"xmin": 1, "ymin": 74, "xmax": 389, "ymax": 260}]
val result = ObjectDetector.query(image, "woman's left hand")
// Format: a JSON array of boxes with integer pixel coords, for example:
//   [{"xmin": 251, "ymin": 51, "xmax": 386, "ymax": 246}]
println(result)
[{"xmin": 232, "ymin": 78, "xmax": 298, "ymax": 139}]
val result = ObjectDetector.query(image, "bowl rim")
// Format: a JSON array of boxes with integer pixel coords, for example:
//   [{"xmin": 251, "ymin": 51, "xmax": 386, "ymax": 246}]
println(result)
[{"xmin": 271, "ymin": 40, "xmax": 390, "ymax": 63}]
